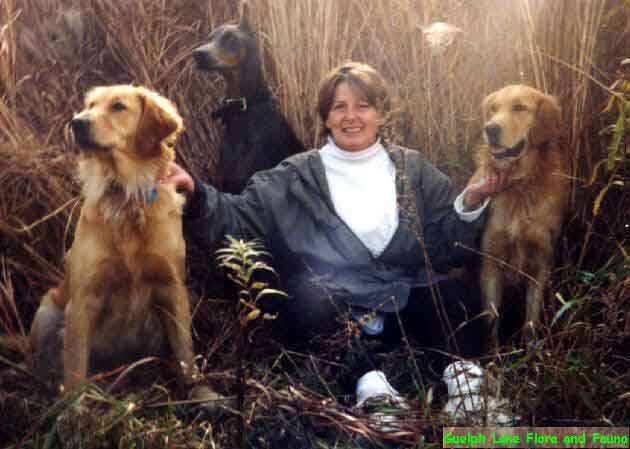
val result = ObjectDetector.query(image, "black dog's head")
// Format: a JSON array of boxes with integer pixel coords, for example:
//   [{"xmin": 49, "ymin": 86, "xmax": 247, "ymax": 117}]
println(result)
[{"xmin": 193, "ymin": 14, "xmax": 255, "ymax": 72}]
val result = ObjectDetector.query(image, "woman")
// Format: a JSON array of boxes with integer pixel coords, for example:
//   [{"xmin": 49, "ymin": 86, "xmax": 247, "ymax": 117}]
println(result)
[{"xmin": 165, "ymin": 61, "xmax": 507, "ymax": 412}]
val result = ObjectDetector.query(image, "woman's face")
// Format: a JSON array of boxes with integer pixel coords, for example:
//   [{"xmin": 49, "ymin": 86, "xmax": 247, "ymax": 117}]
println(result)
[{"xmin": 325, "ymin": 82, "xmax": 385, "ymax": 152}]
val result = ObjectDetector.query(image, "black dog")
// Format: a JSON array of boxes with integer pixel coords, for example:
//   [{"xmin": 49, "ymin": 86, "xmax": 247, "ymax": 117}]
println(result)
[{"xmin": 193, "ymin": 10, "xmax": 305, "ymax": 194}]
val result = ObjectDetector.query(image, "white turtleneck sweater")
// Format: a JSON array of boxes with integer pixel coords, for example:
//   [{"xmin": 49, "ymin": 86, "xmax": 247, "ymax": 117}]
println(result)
[
  {"xmin": 319, "ymin": 138, "xmax": 487, "ymax": 259},
  {"xmin": 320, "ymin": 138, "xmax": 398, "ymax": 258},
  {"xmin": 320, "ymin": 137, "xmax": 487, "ymax": 335}
]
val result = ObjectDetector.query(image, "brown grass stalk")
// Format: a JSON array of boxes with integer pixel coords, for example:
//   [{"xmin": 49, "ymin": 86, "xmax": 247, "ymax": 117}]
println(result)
[{"xmin": 0, "ymin": 1, "xmax": 628, "ymax": 447}]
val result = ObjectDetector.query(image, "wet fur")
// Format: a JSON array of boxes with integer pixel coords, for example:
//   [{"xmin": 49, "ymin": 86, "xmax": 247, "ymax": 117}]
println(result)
[{"xmin": 470, "ymin": 85, "xmax": 569, "ymax": 350}]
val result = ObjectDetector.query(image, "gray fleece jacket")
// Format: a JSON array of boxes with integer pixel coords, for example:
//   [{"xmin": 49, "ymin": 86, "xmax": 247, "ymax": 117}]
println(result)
[{"xmin": 184, "ymin": 144, "xmax": 484, "ymax": 313}]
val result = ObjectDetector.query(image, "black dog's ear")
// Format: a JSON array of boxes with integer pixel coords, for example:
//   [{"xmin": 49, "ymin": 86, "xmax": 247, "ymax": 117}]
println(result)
[
  {"xmin": 239, "ymin": 1, "xmax": 252, "ymax": 33},
  {"xmin": 529, "ymin": 94, "xmax": 562, "ymax": 148}
]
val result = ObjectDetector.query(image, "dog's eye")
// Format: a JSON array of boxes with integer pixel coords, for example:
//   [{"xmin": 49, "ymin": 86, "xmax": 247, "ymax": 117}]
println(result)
[
  {"xmin": 223, "ymin": 33, "xmax": 239, "ymax": 48},
  {"xmin": 513, "ymin": 103, "xmax": 526, "ymax": 112},
  {"xmin": 111, "ymin": 102, "xmax": 127, "ymax": 112},
  {"xmin": 488, "ymin": 104, "xmax": 497, "ymax": 114}
]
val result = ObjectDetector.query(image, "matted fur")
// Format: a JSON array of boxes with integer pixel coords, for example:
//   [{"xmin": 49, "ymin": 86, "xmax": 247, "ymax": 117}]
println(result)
[
  {"xmin": 470, "ymin": 84, "xmax": 569, "ymax": 350},
  {"xmin": 29, "ymin": 85, "xmax": 216, "ymax": 400}
]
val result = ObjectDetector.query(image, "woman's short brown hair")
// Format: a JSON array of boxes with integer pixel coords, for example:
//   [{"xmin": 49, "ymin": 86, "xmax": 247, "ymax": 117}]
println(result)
[{"xmin": 317, "ymin": 61, "xmax": 393, "ymax": 139}]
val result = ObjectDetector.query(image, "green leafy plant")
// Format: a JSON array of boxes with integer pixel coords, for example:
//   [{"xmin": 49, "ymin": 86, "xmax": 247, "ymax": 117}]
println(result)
[
  {"xmin": 215, "ymin": 235, "xmax": 287, "ymax": 447},
  {"xmin": 595, "ymin": 59, "xmax": 630, "ymax": 219},
  {"xmin": 215, "ymin": 235, "xmax": 287, "ymax": 328}
]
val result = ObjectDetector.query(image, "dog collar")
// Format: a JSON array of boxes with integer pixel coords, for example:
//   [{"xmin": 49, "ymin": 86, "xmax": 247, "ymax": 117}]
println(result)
[
  {"xmin": 222, "ymin": 97, "xmax": 248, "ymax": 111},
  {"xmin": 104, "ymin": 182, "xmax": 158, "ymax": 203},
  {"xmin": 491, "ymin": 139, "xmax": 526, "ymax": 160},
  {"xmin": 211, "ymin": 92, "xmax": 273, "ymax": 123},
  {"xmin": 145, "ymin": 188, "xmax": 158, "ymax": 202},
  {"xmin": 211, "ymin": 97, "xmax": 247, "ymax": 123}
]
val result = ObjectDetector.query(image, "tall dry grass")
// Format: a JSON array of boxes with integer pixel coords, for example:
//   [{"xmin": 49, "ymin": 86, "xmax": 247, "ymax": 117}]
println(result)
[
  {"xmin": 0, "ymin": 0, "xmax": 628, "ymax": 446},
  {"xmin": 255, "ymin": 0, "xmax": 627, "ymax": 219},
  {"xmin": 0, "ymin": 0, "xmax": 624, "ymax": 300}
]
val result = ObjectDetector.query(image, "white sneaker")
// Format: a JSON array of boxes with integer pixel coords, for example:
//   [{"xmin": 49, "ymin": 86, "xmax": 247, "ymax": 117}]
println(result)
[
  {"xmin": 355, "ymin": 370, "xmax": 408, "ymax": 433},
  {"xmin": 442, "ymin": 361, "xmax": 518, "ymax": 426},
  {"xmin": 355, "ymin": 370, "xmax": 405, "ymax": 408}
]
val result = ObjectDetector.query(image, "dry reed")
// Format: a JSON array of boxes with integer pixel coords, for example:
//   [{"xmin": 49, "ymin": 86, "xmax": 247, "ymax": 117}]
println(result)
[{"xmin": 0, "ymin": 0, "xmax": 628, "ymax": 447}]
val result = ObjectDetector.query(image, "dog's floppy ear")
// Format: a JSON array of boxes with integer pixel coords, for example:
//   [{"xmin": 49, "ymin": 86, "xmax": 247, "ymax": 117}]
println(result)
[
  {"xmin": 481, "ymin": 92, "xmax": 497, "ymax": 122},
  {"xmin": 529, "ymin": 93, "xmax": 562, "ymax": 148},
  {"xmin": 135, "ymin": 88, "xmax": 183, "ymax": 158}
]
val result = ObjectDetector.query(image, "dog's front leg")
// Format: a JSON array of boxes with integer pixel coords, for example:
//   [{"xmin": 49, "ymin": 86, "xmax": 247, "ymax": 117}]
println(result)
[
  {"xmin": 154, "ymin": 280, "xmax": 221, "ymax": 403},
  {"xmin": 523, "ymin": 265, "xmax": 550, "ymax": 349},
  {"xmin": 63, "ymin": 289, "xmax": 101, "ymax": 393},
  {"xmin": 481, "ymin": 261, "xmax": 504, "ymax": 353},
  {"xmin": 155, "ymin": 280, "xmax": 195, "ymax": 380},
  {"xmin": 481, "ymin": 229, "xmax": 510, "ymax": 353}
]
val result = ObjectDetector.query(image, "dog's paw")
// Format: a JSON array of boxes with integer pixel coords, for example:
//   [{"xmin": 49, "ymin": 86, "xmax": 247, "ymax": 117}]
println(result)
[
  {"xmin": 56, "ymin": 396, "xmax": 101, "ymax": 448},
  {"xmin": 522, "ymin": 322, "xmax": 541, "ymax": 351},
  {"xmin": 188, "ymin": 385, "xmax": 237, "ymax": 418},
  {"xmin": 189, "ymin": 384, "xmax": 220, "ymax": 401},
  {"xmin": 189, "ymin": 385, "xmax": 236, "ymax": 409}
]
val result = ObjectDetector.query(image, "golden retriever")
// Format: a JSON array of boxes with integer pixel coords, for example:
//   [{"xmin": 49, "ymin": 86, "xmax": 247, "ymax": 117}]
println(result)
[
  {"xmin": 29, "ymin": 85, "xmax": 216, "ymax": 400},
  {"xmin": 470, "ymin": 84, "xmax": 568, "ymax": 350}
]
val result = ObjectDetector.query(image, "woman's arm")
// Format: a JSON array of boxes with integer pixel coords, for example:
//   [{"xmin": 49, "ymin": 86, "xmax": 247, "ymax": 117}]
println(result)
[
  {"xmin": 161, "ymin": 161, "xmax": 196, "ymax": 198},
  {"xmin": 462, "ymin": 171, "xmax": 509, "ymax": 210},
  {"xmin": 419, "ymin": 161, "xmax": 506, "ymax": 271},
  {"xmin": 420, "ymin": 162, "xmax": 506, "ymax": 271},
  {"xmin": 161, "ymin": 161, "xmax": 275, "ymax": 253}
]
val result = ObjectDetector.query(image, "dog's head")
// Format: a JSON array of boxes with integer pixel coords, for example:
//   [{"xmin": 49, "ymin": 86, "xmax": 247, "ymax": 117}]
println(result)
[
  {"xmin": 192, "ymin": 4, "xmax": 255, "ymax": 71},
  {"xmin": 71, "ymin": 85, "xmax": 183, "ymax": 199},
  {"xmin": 481, "ymin": 85, "xmax": 561, "ymax": 164},
  {"xmin": 71, "ymin": 85, "xmax": 182, "ymax": 160}
]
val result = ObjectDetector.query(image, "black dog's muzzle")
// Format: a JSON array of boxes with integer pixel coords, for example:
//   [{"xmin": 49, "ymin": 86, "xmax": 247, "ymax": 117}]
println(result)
[{"xmin": 192, "ymin": 44, "xmax": 227, "ymax": 71}]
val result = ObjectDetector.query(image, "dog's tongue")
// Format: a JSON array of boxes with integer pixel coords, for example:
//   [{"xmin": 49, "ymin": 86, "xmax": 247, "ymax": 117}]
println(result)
[
  {"xmin": 490, "ymin": 139, "xmax": 526, "ymax": 160},
  {"xmin": 490, "ymin": 145, "xmax": 515, "ymax": 160},
  {"xmin": 490, "ymin": 146, "xmax": 507, "ymax": 155}
]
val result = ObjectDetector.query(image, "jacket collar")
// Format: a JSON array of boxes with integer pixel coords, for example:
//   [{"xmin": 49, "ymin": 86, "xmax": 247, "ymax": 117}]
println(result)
[
  {"xmin": 308, "ymin": 150, "xmax": 335, "ymax": 212},
  {"xmin": 382, "ymin": 144, "xmax": 405, "ymax": 197},
  {"xmin": 293, "ymin": 143, "xmax": 409, "ymax": 219},
  {"xmin": 382, "ymin": 144, "xmax": 421, "ymax": 237},
  {"xmin": 383, "ymin": 144, "xmax": 410, "ymax": 220},
  {"xmin": 286, "ymin": 143, "xmax": 419, "ymax": 262}
]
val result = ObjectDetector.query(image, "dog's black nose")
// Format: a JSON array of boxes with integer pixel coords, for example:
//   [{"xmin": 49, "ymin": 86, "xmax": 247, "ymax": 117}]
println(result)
[
  {"xmin": 70, "ymin": 117, "xmax": 92, "ymax": 147},
  {"xmin": 70, "ymin": 117, "xmax": 90, "ymax": 136},
  {"xmin": 484, "ymin": 123, "xmax": 502, "ymax": 146},
  {"xmin": 193, "ymin": 48, "xmax": 216, "ymax": 70}
]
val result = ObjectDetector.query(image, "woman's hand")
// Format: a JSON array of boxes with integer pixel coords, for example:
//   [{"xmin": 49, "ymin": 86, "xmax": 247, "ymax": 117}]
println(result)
[
  {"xmin": 160, "ymin": 161, "xmax": 195, "ymax": 199},
  {"xmin": 463, "ymin": 170, "xmax": 509, "ymax": 210}
]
